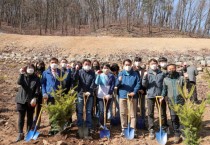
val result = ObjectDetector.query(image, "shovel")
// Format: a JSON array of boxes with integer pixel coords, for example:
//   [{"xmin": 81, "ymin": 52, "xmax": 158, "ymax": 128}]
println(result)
[
  {"xmin": 92, "ymin": 90, "xmax": 99, "ymax": 129},
  {"xmin": 25, "ymin": 106, "xmax": 43, "ymax": 142},
  {"xmin": 111, "ymin": 88, "xmax": 120, "ymax": 126},
  {"xmin": 156, "ymin": 96, "xmax": 167, "ymax": 145},
  {"xmin": 136, "ymin": 92, "xmax": 145, "ymax": 129},
  {"xmin": 78, "ymin": 93, "xmax": 90, "ymax": 138},
  {"xmin": 32, "ymin": 104, "xmax": 38, "ymax": 129},
  {"xmin": 124, "ymin": 94, "xmax": 134, "ymax": 140},
  {"xmin": 100, "ymin": 97, "xmax": 110, "ymax": 138}
]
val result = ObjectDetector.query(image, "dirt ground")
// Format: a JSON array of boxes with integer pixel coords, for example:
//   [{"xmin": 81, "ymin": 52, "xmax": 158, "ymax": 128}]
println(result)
[
  {"xmin": 0, "ymin": 34, "xmax": 210, "ymax": 145},
  {"xmin": 1, "ymin": 34, "xmax": 210, "ymax": 57}
]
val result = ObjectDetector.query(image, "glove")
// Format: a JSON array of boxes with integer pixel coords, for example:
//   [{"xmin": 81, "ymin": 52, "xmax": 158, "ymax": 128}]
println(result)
[
  {"xmin": 128, "ymin": 92, "xmax": 135, "ymax": 97},
  {"xmin": 104, "ymin": 95, "xmax": 111, "ymax": 100},
  {"xmin": 30, "ymin": 98, "xmax": 36, "ymax": 107},
  {"xmin": 184, "ymin": 73, "xmax": 188, "ymax": 78},
  {"xmin": 143, "ymin": 71, "xmax": 148, "ymax": 77},
  {"xmin": 20, "ymin": 68, "xmax": 25, "ymax": 74},
  {"xmin": 118, "ymin": 76, "xmax": 122, "ymax": 81},
  {"xmin": 43, "ymin": 93, "xmax": 48, "ymax": 100},
  {"xmin": 85, "ymin": 92, "xmax": 91, "ymax": 96}
]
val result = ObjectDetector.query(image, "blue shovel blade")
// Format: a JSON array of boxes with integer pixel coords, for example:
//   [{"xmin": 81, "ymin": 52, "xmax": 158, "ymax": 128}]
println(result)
[
  {"xmin": 25, "ymin": 130, "xmax": 34, "ymax": 142},
  {"xmin": 32, "ymin": 131, "xmax": 40, "ymax": 140},
  {"xmin": 156, "ymin": 129, "xmax": 167, "ymax": 145},
  {"xmin": 100, "ymin": 129, "xmax": 110, "ymax": 138},
  {"xmin": 124, "ymin": 124, "xmax": 134, "ymax": 140}
]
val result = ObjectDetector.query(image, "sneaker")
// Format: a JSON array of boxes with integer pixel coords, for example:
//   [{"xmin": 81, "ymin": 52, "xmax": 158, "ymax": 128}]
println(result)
[
  {"xmin": 134, "ymin": 130, "xmax": 138, "ymax": 138},
  {"xmin": 174, "ymin": 136, "xmax": 181, "ymax": 144},
  {"xmin": 48, "ymin": 130, "xmax": 59, "ymax": 136},
  {"xmin": 99, "ymin": 125, "xmax": 104, "ymax": 130},
  {"xmin": 149, "ymin": 129, "xmax": 155, "ymax": 140},
  {"xmin": 16, "ymin": 133, "xmax": 24, "ymax": 142},
  {"xmin": 120, "ymin": 129, "xmax": 125, "ymax": 137},
  {"xmin": 89, "ymin": 129, "xmax": 94, "ymax": 135}
]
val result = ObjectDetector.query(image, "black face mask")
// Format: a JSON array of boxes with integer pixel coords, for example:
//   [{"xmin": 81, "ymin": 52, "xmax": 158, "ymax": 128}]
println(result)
[
  {"xmin": 168, "ymin": 71, "xmax": 176, "ymax": 77},
  {"xmin": 37, "ymin": 66, "xmax": 45, "ymax": 73},
  {"xmin": 93, "ymin": 66, "xmax": 100, "ymax": 70},
  {"xmin": 183, "ymin": 66, "xmax": 187, "ymax": 72}
]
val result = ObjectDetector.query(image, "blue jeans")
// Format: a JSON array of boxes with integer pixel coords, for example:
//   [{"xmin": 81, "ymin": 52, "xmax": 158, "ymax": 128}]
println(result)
[
  {"xmin": 76, "ymin": 93, "xmax": 93, "ymax": 129},
  {"xmin": 98, "ymin": 98, "xmax": 112, "ymax": 126},
  {"xmin": 108, "ymin": 94, "xmax": 120, "ymax": 119}
]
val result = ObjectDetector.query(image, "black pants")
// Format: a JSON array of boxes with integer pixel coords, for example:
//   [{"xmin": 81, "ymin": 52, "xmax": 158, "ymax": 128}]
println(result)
[
  {"xmin": 187, "ymin": 81, "xmax": 198, "ymax": 102},
  {"xmin": 171, "ymin": 114, "xmax": 182, "ymax": 136},
  {"xmin": 17, "ymin": 103, "xmax": 34, "ymax": 133},
  {"xmin": 147, "ymin": 98, "xmax": 168, "ymax": 130}
]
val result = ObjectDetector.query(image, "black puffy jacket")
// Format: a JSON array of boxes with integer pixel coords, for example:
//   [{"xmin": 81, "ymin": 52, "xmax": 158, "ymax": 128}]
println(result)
[{"xmin": 15, "ymin": 74, "xmax": 40, "ymax": 104}]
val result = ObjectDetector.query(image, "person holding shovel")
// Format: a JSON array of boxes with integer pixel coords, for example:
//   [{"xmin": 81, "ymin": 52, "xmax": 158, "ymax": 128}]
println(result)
[
  {"xmin": 41, "ymin": 57, "xmax": 63, "ymax": 136},
  {"xmin": 33, "ymin": 60, "xmax": 46, "ymax": 129},
  {"xmin": 133, "ymin": 57, "xmax": 147, "ymax": 129},
  {"xmin": 161, "ymin": 64, "xmax": 188, "ymax": 143},
  {"xmin": 74, "ymin": 59, "xmax": 96, "ymax": 137},
  {"xmin": 142, "ymin": 58, "xmax": 166, "ymax": 140},
  {"xmin": 15, "ymin": 63, "xmax": 40, "ymax": 142},
  {"xmin": 95, "ymin": 63, "xmax": 115, "ymax": 130},
  {"xmin": 116, "ymin": 59, "xmax": 140, "ymax": 138},
  {"xmin": 158, "ymin": 57, "xmax": 169, "ymax": 131}
]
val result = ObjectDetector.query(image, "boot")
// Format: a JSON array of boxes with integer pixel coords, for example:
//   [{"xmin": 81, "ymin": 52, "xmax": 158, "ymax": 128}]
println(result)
[{"xmin": 16, "ymin": 133, "xmax": 24, "ymax": 142}]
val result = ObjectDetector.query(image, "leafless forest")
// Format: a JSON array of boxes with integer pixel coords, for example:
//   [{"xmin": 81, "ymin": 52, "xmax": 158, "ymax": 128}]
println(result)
[{"xmin": 0, "ymin": 0, "xmax": 210, "ymax": 37}]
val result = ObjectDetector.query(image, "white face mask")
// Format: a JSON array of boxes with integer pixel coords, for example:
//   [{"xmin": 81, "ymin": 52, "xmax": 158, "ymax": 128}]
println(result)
[
  {"xmin": 124, "ymin": 66, "xmax": 132, "ymax": 72},
  {"xmin": 51, "ymin": 63, "xmax": 58, "ymax": 69},
  {"xmin": 27, "ymin": 68, "xmax": 34, "ymax": 74},
  {"xmin": 150, "ymin": 64, "xmax": 157, "ymax": 70},
  {"xmin": 103, "ymin": 69, "xmax": 109, "ymax": 74},
  {"xmin": 61, "ymin": 63, "xmax": 67, "ymax": 68},
  {"xmin": 83, "ymin": 65, "xmax": 91, "ymax": 71},
  {"xmin": 134, "ymin": 61, "xmax": 141, "ymax": 67},
  {"xmin": 160, "ymin": 62, "xmax": 167, "ymax": 68}
]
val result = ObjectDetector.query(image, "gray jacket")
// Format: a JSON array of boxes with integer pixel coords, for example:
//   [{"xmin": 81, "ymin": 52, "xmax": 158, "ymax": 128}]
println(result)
[
  {"xmin": 142, "ymin": 69, "xmax": 165, "ymax": 98},
  {"xmin": 187, "ymin": 65, "xmax": 198, "ymax": 83}
]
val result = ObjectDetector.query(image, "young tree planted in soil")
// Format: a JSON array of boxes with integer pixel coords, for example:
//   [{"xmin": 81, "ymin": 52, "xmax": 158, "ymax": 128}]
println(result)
[
  {"xmin": 170, "ymin": 81, "xmax": 206, "ymax": 145},
  {"xmin": 43, "ymin": 72, "xmax": 77, "ymax": 132}
]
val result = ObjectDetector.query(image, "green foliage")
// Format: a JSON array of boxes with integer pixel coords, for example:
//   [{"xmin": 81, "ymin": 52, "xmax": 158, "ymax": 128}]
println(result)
[
  {"xmin": 170, "ymin": 81, "xmax": 206, "ymax": 145},
  {"xmin": 43, "ymin": 72, "xmax": 77, "ymax": 131}
]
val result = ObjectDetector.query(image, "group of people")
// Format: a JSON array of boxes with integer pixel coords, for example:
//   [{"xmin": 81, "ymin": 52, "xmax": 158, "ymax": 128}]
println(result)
[{"xmin": 15, "ymin": 56, "xmax": 198, "ymax": 143}]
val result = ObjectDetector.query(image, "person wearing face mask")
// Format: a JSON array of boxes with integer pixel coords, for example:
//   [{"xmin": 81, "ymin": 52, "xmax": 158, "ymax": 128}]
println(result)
[
  {"xmin": 116, "ymin": 59, "xmax": 140, "ymax": 138},
  {"xmin": 95, "ymin": 63, "xmax": 115, "ymax": 129},
  {"xmin": 181, "ymin": 62, "xmax": 198, "ymax": 103},
  {"xmin": 133, "ymin": 57, "xmax": 147, "ymax": 129},
  {"xmin": 110, "ymin": 63, "xmax": 121, "ymax": 122},
  {"xmin": 142, "ymin": 59, "xmax": 166, "ymax": 140},
  {"xmin": 60, "ymin": 58, "xmax": 73, "ymax": 128},
  {"xmin": 60, "ymin": 58, "xmax": 72, "ymax": 94},
  {"xmin": 92, "ymin": 60, "xmax": 100, "ymax": 72},
  {"xmin": 158, "ymin": 57, "xmax": 168, "ymax": 74},
  {"xmin": 15, "ymin": 64, "xmax": 40, "ymax": 142},
  {"xmin": 158, "ymin": 57, "xmax": 169, "ymax": 130},
  {"xmin": 161, "ymin": 64, "xmax": 188, "ymax": 143},
  {"xmin": 74, "ymin": 59, "xmax": 96, "ymax": 137},
  {"xmin": 41, "ymin": 57, "xmax": 63, "ymax": 136},
  {"xmin": 33, "ymin": 60, "xmax": 46, "ymax": 129}
]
